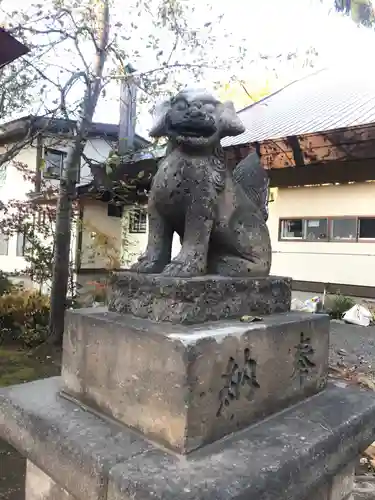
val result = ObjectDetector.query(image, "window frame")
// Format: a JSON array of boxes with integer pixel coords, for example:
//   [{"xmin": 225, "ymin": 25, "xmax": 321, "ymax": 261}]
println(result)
[
  {"xmin": 358, "ymin": 217, "xmax": 375, "ymax": 241},
  {"xmin": 43, "ymin": 148, "xmax": 67, "ymax": 180},
  {"xmin": 278, "ymin": 216, "xmax": 375, "ymax": 243},
  {"xmin": 279, "ymin": 218, "xmax": 304, "ymax": 240},
  {"xmin": 43, "ymin": 148, "xmax": 80, "ymax": 182},
  {"xmin": 107, "ymin": 204, "xmax": 123, "ymax": 218},
  {"xmin": 129, "ymin": 208, "xmax": 147, "ymax": 234},
  {"xmin": 303, "ymin": 218, "xmax": 329, "ymax": 242},
  {"xmin": 16, "ymin": 231, "xmax": 32, "ymax": 257},
  {"xmin": 329, "ymin": 217, "xmax": 358, "ymax": 242}
]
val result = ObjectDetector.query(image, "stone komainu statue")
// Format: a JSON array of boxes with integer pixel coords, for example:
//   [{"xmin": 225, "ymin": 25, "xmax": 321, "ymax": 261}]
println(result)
[{"xmin": 131, "ymin": 88, "xmax": 272, "ymax": 277}]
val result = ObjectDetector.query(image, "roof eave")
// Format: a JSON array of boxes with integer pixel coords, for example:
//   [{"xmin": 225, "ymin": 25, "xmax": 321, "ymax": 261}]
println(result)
[
  {"xmin": 0, "ymin": 28, "xmax": 30, "ymax": 68},
  {"xmin": 0, "ymin": 116, "xmax": 150, "ymax": 147}
]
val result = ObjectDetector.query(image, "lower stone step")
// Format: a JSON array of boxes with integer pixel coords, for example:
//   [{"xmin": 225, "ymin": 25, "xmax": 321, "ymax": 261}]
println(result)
[{"xmin": 0, "ymin": 377, "xmax": 375, "ymax": 500}]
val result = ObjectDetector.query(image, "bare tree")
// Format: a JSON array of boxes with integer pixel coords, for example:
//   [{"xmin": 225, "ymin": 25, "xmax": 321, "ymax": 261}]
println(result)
[
  {"xmin": 48, "ymin": 0, "xmax": 110, "ymax": 344},
  {"xmin": 0, "ymin": 0, "xmax": 321, "ymax": 344}
]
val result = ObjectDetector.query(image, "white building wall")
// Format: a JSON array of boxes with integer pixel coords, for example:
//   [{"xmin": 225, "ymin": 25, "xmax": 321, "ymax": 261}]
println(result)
[
  {"xmin": 80, "ymin": 200, "xmax": 181, "ymax": 271},
  {"xmin": 0, "ymin": 136, "xmax": 113, "ymax": 277},
  {"xmin": 268, "ymin": 182, "xmax": 375, "ymax": 287},
  {"xmin": 0, "ymin": 146, "xmax": 35, "ymax": 274},
  {"xmin": 79, "ymin": 138, "xmax": 113, "ymax": 186}
]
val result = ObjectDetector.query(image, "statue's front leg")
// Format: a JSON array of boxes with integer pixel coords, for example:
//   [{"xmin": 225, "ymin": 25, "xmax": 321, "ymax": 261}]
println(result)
[
  {"xmin": 131, "ymin": 205, "xmax": 172, "ymax": 273},
  {"xmin": 162, "ymin": 190, "xmax": 215, "ymax": 277}
]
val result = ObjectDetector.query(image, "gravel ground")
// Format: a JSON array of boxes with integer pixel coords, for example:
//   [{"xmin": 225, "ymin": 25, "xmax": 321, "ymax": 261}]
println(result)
[{"xmin": 329, "ymin": 320, "xmax": 375, "ymax": 373}]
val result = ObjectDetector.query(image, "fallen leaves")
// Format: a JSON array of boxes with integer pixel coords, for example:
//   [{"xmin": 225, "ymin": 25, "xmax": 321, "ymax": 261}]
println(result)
[
  {"xmin": 240, "ymin": 315, "xmax": 263, "ymax": 323},
  {"xmin": 328, "ymin": 364, "xmax": 375, "ymax": 391}
]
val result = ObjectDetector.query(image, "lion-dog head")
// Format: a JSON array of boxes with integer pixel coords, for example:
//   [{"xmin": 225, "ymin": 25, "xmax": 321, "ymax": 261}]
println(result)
[{"xmin": 149, "ymin": 88, "xmax": 245, "ymax": 151}]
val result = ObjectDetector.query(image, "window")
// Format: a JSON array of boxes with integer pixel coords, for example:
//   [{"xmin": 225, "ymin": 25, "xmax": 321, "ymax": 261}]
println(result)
[
  {"xmin": 280, "ymin": 218, "xmax": 328, "ymax": 240},
  {"xmin": 304, "ymin": 219, "xmax": 328, "ymax": 241},
  {"xmin": 280, "ymin": 219, "xmax": 303, "ymax": 239},
  {"xmin": 0, "ymin": 233, "xmax": 9, "ymax": 256},
  {"xmin": 330, "ymin": 218, "xmax": 357, "ymax": 241},
  {"xmin": 16, "ymin": 232, "xmax": 32, "ymax": 257},
  {"xmin": 359, "ymin": 218, "xmax": 375, "ymax": 239},
  {"xmin": 43, "ymin": 148, "xmax": 67, "ymax": 179},
  {"xmin": 129, "ymin": 208, "xmax": 147, "ymax": 233},
  {"xmin": 279, "ymin": 216, "xmax": 375, "ymax": 243},
  {"xmin": 107, "ymin": 204, "xmax": 123, "ymax": 218}
]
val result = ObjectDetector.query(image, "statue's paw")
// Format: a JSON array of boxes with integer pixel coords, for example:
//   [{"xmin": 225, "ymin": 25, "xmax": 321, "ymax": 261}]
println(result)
[
  {"xmin": 162, "ymin": 258, "xmax": 205, "ymax": 277},
  {"xmin": 130, "ymin": 257, "xmax": 166, "ymax": 274}
]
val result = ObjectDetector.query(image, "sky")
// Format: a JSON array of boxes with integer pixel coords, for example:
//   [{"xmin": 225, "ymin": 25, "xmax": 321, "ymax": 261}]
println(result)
[
  {"xmin": 95, "ymin": 0, "xmax": 375, "ymax": 138},
  {"xmin": 4, "ymin": 0, "xmax": 375, "ymax": 139}
]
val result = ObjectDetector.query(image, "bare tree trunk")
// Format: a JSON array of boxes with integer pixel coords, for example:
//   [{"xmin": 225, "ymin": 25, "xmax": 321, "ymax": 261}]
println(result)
[
  {"xmin": 118, "ymin": 70, "xmax": 138, "ymax": 267},
  {"xmin": 48, "ymin": 183, "xmax": 73, "ymax": 342},
  {"xmin": 48, "ymin": 0, "xmax": 110, "ymax": 344}
]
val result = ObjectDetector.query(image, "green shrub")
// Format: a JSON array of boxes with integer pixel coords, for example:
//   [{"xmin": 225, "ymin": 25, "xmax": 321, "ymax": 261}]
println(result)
[
  {"xmin": 0, "ymin": 289, "xmax": 50, "ymax": 347},
  {"xmin": 325, "ymin": 293, "xmax": 355, "ymax": 320}
]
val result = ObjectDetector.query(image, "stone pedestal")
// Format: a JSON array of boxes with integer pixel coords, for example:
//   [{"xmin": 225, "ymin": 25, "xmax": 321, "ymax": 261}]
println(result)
[
  {"xmin": 62, "ymin": 308, "xmax": 328, "ymax": 453},
  {"xmin": 304, "ymin": 463, "xmax": 355, "ymax": 500},
  {"xmin": 25, "ymin": 457, "xmax": 356, "ymax": 500},
  {"xmin": 26, "ymin": 461, "xmax": 73, "ymax": 500},
  {"xmin": 0, "ymin": 378, "xmax": 374, "ymax": 500},
  {"xmin": 108, "ymin": 272, "xmax": 292, "ymax": 323},
  {"xmin": 0, "ymin": 273, "xmax": 375, "ymax": 500}
]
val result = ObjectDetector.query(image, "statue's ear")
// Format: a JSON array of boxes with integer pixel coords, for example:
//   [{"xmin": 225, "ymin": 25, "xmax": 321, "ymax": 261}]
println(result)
[
  {"xmin": 219, "ymin": 101, "xmax": 246, "ymax": 137},
  {"xmin": 149, "ymin": 99, "xmax": 172, "ymax": 138}
]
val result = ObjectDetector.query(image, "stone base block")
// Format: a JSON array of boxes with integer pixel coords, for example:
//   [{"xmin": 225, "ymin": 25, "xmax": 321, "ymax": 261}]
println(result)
[
  {"xmin": 305, "ymin": 462, "xmax": 355, "ymax": 500},
  {"xmin": 62, "ymin": 308, "xmax": 329, "ymax": 453},
  {"xmin": 108, "ymin": 272, "xmax": 292, "ymax": 324},
  {"xmin": 0, "ymin": 378, "xmax": 151, "ymax": 500},
  {"xmin": 26, "ymin": 461, "xmax": 75, "ymax": 500},
  {"xmin": 24, "ymin": 454, "xmax": 356, "ymax": 500},
  {"xmin": 1, "ymin": 377, "xmax": 371, "ymax": 500}
]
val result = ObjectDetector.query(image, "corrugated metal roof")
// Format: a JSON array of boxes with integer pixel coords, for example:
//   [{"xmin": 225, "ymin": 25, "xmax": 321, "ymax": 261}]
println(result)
[{"xmin": 221, "ymin": 65, "xmax": 375, "ymax": 147}]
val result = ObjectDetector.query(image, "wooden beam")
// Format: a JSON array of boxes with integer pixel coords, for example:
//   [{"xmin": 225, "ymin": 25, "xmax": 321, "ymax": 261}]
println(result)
[
  {"xmin": 258, "ymin": 123, "xmax": 375, "ymax": 169},
  {"xmin": 268, "ymin": 158, "xmax": 375, "ymax": 188}
]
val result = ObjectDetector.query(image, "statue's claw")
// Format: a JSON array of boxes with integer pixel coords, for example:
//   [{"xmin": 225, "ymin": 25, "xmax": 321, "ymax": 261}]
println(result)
[
  {"xmin": 130, "ymin": 255, "xmax": 166, "ymax": 274},
  {"xmin": 162, "ymin": 256, "xmax": 205, "ymax": 277}
]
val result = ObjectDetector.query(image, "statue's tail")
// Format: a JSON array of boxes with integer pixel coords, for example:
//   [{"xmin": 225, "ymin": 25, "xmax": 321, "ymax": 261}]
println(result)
[{"xmin": 232, "ymin": 151, "xmax": 269, "ymax": 222}]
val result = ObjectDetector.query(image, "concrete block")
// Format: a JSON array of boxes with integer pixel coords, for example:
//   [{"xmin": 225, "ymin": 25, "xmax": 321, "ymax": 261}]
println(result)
[
  {"xmin": 1, "ymin": 379, "xmax": 375, "ymax": 500},
  {"xmin": 330, "ymin": 463, "xmax": 355, "ymax": 500},
  {"xmin": 26, "ymin": 461, "xmax": 75, "ymax": 500},
  {"xmin": 0, "ymin": 378, "xmax": 151, "ymax": 500},
  {"xmin": 62, "ymin": 309, "xmax": 329, "ymax": 453},
  {"xmin": 304, "ymin": 462, "xmax": 355, "ymax": 500},
  {"xmin": 107, "ymin": 382, "xmax": 375, "ymax": 500}
]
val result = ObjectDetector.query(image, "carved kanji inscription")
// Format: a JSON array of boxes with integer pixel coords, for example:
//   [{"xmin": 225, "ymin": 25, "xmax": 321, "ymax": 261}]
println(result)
[
  {"xmin": 292, "ymin": 332, "xmax": 316, "ymax": 386},
  {"xmin": 217, "ymin": 348, "xmax": 260, "ymax": 417}
]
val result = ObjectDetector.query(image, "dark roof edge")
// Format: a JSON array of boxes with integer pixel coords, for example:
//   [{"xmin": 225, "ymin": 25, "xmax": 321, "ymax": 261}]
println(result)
[
  {"xmin": 0, "ymin": 28, "xmax": 30, "ymax": 68},
  {"xmin": 0, "ymin": 115, "xmax": 150, "ymax": 147}
]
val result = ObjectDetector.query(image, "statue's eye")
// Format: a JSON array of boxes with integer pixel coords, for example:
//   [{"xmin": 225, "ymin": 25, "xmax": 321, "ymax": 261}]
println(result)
[
  {"xmin": 203, "ymin": 103, "xmax": 216, "ymax": 113},
  {"xmin": 174, "ymin": 100, "xmax": 188, "ymax": 111}
]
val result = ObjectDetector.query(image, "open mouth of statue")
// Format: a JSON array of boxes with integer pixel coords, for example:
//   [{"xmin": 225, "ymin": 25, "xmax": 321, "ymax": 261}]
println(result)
[{"xmin": 172, "ymin": 121, "xmax": 216, "ymax": 138}]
